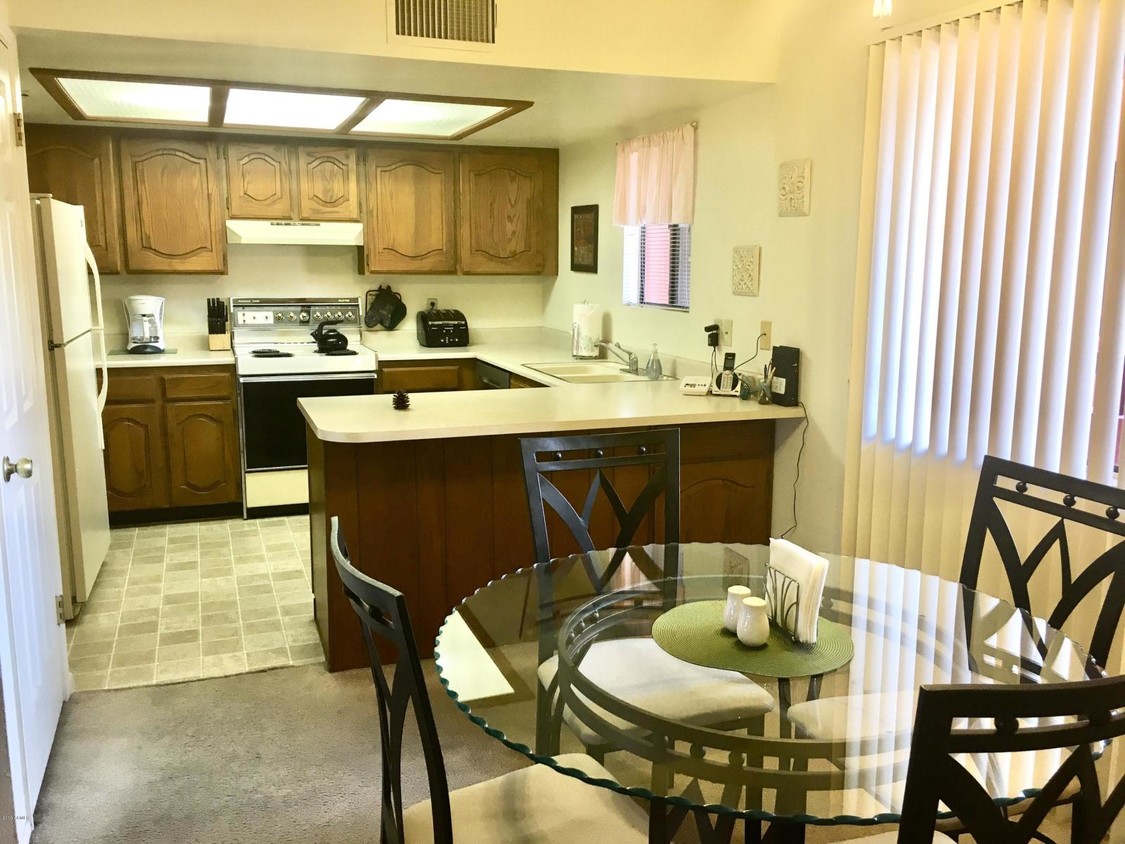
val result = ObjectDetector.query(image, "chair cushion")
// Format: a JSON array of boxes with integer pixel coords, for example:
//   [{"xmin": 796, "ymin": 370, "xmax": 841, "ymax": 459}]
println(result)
[
  {"xmin": 539, "ymin": 637, "xmax": 776, "ymax": 747},
  {"xmin": 786, "ymin": 691, "xmax": 919, "ymax": 746},
  {"xmin": 402, "ymin": 753, "xmax": 648, "ymax": 842}
]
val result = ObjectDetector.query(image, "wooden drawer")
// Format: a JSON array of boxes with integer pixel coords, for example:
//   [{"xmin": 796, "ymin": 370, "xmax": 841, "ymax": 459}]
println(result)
[
  {"xmin": 164, "ymin": 371, "xmax": 234, "ymax": 401},
  {"xmin": 106, "ymin": 373, "xmax": 161, "ymax": 404},
  {"xmin": 380, "ymin": 365, "xmax": 461, "ymax": 393},
  {"xmin": 680, "ymin": 421, "xmax": 774, "ymax": 461}
]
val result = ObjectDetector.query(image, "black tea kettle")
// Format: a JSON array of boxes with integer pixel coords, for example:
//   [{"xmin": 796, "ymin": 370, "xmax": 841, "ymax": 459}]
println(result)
[{"xmin": 311, "ymin": 319, "xmax": 349, "ymax": 353}]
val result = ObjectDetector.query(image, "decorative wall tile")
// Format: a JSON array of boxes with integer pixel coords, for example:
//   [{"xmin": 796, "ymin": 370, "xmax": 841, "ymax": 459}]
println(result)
[
  {"xmin": 779, "ymin": 159, "xmax": 812, "ymax": 217},
  {"xmin": 732, "ymin": 245, "xmax": 762, "ymax": 296}
]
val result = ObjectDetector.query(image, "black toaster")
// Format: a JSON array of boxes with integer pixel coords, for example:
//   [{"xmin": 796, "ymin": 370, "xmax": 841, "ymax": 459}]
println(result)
[{"xmin": 417, "ymin": 308, "xmax": 470, "ymax": 347}]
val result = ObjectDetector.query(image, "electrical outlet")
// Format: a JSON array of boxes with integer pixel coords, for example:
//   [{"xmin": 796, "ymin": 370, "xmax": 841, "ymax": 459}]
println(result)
[
  {"xmin": 719, "ymin": 319, "xmax": 733, "ymax": 347},
  {"xmin": 760, "ymin": 320, "xmax": 772, "ymax": 350},
  {"xmin": 426, "ymin": 297, "xmax": 439, "ymax": 310}
]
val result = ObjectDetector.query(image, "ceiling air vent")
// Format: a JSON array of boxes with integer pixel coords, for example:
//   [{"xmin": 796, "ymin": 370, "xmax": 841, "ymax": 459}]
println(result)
[{"xmin": 395, "ymin": 0, "xmax": 496, "ymax": 44}]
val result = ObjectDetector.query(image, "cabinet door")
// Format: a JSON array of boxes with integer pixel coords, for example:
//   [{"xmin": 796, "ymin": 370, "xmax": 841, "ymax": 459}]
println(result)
[
  {"xmin": 297, "ymin": 146, "xmax": 359, "ymax": 220},
  {"xmin": 365, "ymin": 148, "xmax": 457, "ymax": 273},
  {"xmin": 102, "ymin": 403, "xmax": 169, "ymax": 511},
  {"xmin": 459, "ymin": 149, "xmax": 558, "ymax": 275},
  {"xmin": 119, "ymin": 137, "xmax": 227, "ymax": 273},
  {"xmin": 25, "ymin": 126, "xmax": 123, "ymax": 274},
  {"xmin": 226, "ymin": 142, "xmax": 294, "ymax": 219},
  {"xmin": 165, "ymin": 401, "xmax": 241, "ymax": 507}
]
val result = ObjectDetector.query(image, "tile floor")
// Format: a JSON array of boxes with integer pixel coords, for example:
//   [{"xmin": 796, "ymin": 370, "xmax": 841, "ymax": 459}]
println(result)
[{"xmin": 66, "ymin": 515, "xmax": 323, "ymax": 691}]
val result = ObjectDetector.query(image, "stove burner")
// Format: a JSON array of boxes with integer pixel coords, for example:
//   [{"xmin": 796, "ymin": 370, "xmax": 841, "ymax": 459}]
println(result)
[
  {"xmin": 324, "ymin": 349, "xmax": 359, "ymax": 356},
  {"xmin": 250, "ymin": 348, "xmax": 294, "ymax": 358}
]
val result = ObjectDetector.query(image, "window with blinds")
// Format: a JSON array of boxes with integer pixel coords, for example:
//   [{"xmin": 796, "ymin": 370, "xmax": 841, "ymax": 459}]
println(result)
[
  {"xmin": 843, "ymin": 0, "xmax": 1125, "ymax": 575},
  {"xmin": 622, "ymin": 224, "xmax": 692, "ymax": 309}
]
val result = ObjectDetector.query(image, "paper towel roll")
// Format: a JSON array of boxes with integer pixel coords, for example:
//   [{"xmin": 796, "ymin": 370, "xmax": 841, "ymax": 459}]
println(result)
[{"xmin": 572, "ymin": 303, "xmax": 600, "ymax": 358}]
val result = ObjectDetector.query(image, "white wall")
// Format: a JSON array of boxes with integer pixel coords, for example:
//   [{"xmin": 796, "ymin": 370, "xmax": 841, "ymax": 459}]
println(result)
[
  {"xmin": 100, "ymin": 246, "xmax": 545, "ymax": 335},
  {"xmin": 10, "ymin": 0, "xmax": 780, "ymax": 83},
  {"xmin": 548, "ymin": 0, "xmax": 971, "ymax": 554}
]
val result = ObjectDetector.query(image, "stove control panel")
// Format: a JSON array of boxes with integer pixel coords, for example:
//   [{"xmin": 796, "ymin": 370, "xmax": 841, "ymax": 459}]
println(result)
[{"xmin": 231, "ymin": 299, "xmax": 361, "ymax": 328}]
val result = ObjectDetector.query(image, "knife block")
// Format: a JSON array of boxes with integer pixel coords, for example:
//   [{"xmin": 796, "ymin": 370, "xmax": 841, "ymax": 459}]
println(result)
[{"xmin": 208, "ymin": 332, "xmax": 231, "ymax": 351}]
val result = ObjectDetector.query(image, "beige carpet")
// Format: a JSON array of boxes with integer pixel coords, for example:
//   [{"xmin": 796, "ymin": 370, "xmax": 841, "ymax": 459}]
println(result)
[{"xmin": 28, "ymin": 662, "xmax": 1081, "ymax": 843}]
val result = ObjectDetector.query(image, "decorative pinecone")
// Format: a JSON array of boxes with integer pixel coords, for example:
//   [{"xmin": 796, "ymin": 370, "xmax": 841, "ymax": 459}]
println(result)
[{"xmin": 392, "ymin": 390, "xmax": 410, "ymax": 410}]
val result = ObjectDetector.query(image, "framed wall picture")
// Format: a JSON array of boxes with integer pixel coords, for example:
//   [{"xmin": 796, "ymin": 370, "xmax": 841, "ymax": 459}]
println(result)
[{"xmin": 570, "ymin": 204, "xmax": 599, "ymax": 273}]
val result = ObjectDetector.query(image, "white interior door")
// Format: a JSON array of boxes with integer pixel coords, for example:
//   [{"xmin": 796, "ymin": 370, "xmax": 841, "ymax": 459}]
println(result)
[{"xmin": 0, "ymin": 30, "xmax": 69, "ymax": 844}]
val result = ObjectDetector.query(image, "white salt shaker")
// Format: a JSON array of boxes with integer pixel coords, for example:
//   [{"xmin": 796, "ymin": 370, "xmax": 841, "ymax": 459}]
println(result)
[
  {"xmin": 723, "ymin": 585, "xmax": 753, "ymax": 633},
  {"xmin": 737, "ymin": 597, "xmax": 770, "ymax": 648}
]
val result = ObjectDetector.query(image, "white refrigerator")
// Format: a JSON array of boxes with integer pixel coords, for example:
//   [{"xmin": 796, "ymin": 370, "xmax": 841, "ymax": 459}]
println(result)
[{"xmin": 30, "ymin": 196, "xmax": 110, "ymax": 620}]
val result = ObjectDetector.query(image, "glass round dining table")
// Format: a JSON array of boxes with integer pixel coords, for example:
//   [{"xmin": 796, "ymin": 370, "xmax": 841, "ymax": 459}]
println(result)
[{"xmin": 433, "ymin": 543, "xmax": 1098, "ymax": 843}]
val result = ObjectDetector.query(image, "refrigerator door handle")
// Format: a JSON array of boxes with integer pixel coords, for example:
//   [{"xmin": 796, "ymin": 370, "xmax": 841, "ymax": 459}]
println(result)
[{"xmin": 86, "ymin": 245, "xmax": 108, "ymax": 445}]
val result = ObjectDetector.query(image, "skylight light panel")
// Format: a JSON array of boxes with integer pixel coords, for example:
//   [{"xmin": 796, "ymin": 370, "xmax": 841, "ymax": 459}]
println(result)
[
  {"xmin": 224, "ymin": 88, "xmax": 366, "ymax": 131},
  {"xmin": 57, "ymin": 78, "xmax": 210, "ymax": 123},
  {"xmin": 350, "ymin": 99, "xmax": 506, "ymax": 137}
]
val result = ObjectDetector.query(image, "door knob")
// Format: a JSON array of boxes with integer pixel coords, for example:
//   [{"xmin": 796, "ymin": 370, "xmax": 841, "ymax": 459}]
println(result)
[{"xmin": 2, "ymin": 456, "xmax": 33, "ymax": 483}]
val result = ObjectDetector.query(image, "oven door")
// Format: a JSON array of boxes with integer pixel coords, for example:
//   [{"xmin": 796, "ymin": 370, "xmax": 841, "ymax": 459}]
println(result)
[{"xmin": 238, "ymin": 372, "xmax": 376, "ymax": 472}]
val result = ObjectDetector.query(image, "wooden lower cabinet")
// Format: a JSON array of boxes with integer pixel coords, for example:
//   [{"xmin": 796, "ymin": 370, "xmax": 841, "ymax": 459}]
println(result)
[
  {"xmin": 103, "ymin": 403, "xmax": 169, "ymax": 510},
  {"xmin": 309, "ymin": 420, "xmax": 775, "ymax": 671},
  {"xmin": 103, "ymin": 365, "xmax": 241, "ymax": 515},
  {"xmin": 165, "ymin": 401, "xmax": 241, "ymax": 507}
]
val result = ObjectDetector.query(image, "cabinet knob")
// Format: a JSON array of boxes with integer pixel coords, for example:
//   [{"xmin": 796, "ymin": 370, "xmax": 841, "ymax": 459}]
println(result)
[{"xmin": 2, "ymin": 456, "xmax": 33, "ymax": 483}]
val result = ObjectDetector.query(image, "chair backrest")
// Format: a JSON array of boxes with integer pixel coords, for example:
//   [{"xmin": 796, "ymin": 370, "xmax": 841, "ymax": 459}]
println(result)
[
  {"xmin": 520, "ymin": 428, "xmax": 680, "ymax": 584},
  {"xmin": 329, "ymin": 516, "xmax": 453, "ymax": 844},
  {"xmin": 897, "ymin": 673, "xmax": 1125, "ymax": 843},
  {"xmin": 961, "ymin": 454, "xmax": 1125, "ymax": 669}
]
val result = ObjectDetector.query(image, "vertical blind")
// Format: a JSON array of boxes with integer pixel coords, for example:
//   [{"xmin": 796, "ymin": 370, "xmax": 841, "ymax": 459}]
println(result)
[{"xmin": 842, "ymin": 0, "xmax": 1125, "ymax": 587}]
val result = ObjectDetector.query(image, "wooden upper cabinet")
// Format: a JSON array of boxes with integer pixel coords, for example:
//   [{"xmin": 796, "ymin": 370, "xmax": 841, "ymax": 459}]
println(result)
[
  {"xmin": 226, "ymin": 142, "xmax": 294, "ymax": 219},
  {"xmin": 458, "ymin": 149, "xmax": 558, "ymax": 275},
  {"xmin": 297, "ymin": 146, "xmax": 359, "ymax": 221},
  {"xmin": 119, "ymin": 137, "xmax": 227, "ymax": 274},
  {"xmin": 25, "ymin": 126, "xmax": 123, "ymax": 274},
  {"xmin": 365, "ymin": 148, "xmax": 457, "ymax": 274}
]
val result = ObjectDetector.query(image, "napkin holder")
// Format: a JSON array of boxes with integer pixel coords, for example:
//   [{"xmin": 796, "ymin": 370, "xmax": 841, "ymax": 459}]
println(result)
[{"xmin": 765, "ymin": 564, "xmax": 803, "ymax": 644}]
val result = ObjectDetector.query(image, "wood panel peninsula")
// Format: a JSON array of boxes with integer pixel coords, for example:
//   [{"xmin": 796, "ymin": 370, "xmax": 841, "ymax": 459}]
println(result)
[{"xmin": 300, "ymin": 374, "xmax": 804, "ymax": 671}]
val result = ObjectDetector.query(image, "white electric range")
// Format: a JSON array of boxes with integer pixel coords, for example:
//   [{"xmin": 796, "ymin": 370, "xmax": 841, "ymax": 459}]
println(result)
[{"xmin": 231, "ymin": 297, "xmax": 378, "ymax": 516}]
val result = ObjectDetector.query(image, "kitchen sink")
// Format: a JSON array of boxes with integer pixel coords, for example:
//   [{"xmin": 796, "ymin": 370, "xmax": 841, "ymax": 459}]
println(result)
[{"xmin": 523, "ymin": 361, "xmax": 652, "ymax": 384}]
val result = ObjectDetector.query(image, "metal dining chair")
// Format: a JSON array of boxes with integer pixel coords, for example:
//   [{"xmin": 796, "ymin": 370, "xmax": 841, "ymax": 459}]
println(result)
[
  {"xmin": 791, "ymin": 455, "xmax": 1125, "ymax": 837},
  {"xmin": 520, "ymin": 428, "xmax": 775, "ymax": 758},
  {"xmin": 843, "ymin": 672, "xmax": 1125, "ymax": 843},
  {"xmin": 959, "ymin": 454, "xmax": 1125, "ymax": 672},
  {"xmin": 328, "ymin": 516, "xmax": 649, "ymax": 844}
]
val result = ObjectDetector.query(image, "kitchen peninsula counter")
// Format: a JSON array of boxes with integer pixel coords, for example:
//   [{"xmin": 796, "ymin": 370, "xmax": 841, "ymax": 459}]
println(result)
[{"xmin": 302, "ymin": 332, "xmax": 803, "ymax": 671}]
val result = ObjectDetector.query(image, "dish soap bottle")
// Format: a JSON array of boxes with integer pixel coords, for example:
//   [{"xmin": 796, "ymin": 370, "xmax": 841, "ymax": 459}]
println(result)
[{"xmin": 645, "ymin": 344, "xmax": 663, "ymax": 380}]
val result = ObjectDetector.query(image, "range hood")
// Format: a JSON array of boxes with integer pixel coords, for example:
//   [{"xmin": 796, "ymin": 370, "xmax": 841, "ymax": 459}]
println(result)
[{"xmin": 225, "ymin": 220, "xmax": 363, "ymax": 246}]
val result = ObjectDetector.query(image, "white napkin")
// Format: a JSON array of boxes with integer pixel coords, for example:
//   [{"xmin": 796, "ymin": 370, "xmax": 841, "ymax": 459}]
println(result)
[{"xmin": 766, "ymin": 538, "xmax": 829, "ymax": 644}]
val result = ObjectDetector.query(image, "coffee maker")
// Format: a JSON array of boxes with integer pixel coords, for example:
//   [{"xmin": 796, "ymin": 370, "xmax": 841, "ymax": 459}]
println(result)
[{"xmin": 124, "ymin": 295, "xmax": 166, "ymax": 354}]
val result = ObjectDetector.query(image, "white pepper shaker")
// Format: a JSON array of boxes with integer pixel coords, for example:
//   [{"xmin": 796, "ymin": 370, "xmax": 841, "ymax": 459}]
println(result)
[{"xmin": 737, "ymin": 596, "xmax": 770, "ymax": 648}]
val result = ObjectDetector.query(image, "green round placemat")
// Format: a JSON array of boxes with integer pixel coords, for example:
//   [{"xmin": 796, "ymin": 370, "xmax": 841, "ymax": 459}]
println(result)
[{"xmin": 651, "ymin": 600, "xmax": 854, "ymax": 678}]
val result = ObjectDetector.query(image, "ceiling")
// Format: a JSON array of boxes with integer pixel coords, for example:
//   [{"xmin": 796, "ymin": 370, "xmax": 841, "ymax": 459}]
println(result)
[{"xmin": 16, "ymin": 30, "xmax": 761, "ymax": 148}]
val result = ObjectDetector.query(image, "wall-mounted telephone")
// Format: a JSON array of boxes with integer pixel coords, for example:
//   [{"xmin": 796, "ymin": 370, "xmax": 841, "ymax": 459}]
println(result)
[{"xmin": 713, "ymin": 352, "xmax": 740, "ymax": 397}]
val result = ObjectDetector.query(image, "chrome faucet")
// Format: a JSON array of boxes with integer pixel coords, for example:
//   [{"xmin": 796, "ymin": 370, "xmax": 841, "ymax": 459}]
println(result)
[{"xmin": 598, "ymin": 341, "xmax": 639, "ymax": 374}]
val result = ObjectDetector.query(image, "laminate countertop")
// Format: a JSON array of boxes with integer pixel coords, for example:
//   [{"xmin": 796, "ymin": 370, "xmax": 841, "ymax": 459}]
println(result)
[
  {"xmin": 103, "ymin": 334, "xmax": 235, "ymax": 368},
  {"xmin": 300, "ymin": 327, "xmax": 804, "ymax": 444}
]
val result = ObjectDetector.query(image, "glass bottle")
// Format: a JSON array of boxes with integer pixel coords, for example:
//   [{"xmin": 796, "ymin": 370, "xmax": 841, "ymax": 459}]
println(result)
[{"xmin": 645, "ymin": 344, "xmax": 663, "ymax": 380}]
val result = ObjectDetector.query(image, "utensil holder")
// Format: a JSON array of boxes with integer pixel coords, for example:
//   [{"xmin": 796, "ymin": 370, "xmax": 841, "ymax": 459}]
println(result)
[{"xmin": 208, "ymin": 333, "xmax": 231, "ymax": 351}]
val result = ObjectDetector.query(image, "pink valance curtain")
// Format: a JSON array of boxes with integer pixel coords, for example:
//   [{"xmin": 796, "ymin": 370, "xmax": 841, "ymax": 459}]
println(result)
[{"xmin": 612, "ymin": 124, "xmax": 696, "ymax": 226}]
